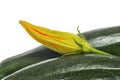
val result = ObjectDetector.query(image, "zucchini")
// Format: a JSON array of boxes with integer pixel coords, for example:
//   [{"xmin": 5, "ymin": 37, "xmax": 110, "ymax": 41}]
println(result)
[
  {"xmin": 1, "ymin": 26, "xmax": 120, "ymax": 79},
  {"xmin": 0, "ymin": 46, "xmax": 61, "ymax": 79},
  {"xmin": 2, "ymin": 54, "xmax": 120, "ymax": 80}
]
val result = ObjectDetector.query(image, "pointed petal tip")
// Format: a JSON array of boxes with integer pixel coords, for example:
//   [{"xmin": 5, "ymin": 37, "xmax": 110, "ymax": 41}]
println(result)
[
  {"xmin": 19, "ymin": 20, "xmax": 22, "ymax": 23},
  {"xmin": 19, "ymin": 20, "xmax": 26, "ymax": 25},
  {"xmin": 19, "ymin": 20, "xmax": 30, "ymax": 29},
  {"xmin": 19, "ymin": 20, "xmax": 24, "ymax": 26}
]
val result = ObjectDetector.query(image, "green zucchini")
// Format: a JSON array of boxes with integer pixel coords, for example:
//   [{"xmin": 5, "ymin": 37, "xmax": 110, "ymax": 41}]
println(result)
[
  {"xmin": 2, "ymin": 54, "xmax": 120, "ymax": 80},
  {"xmin": 1, "ymin": 26, "xmax": 120, "ymax": 79},
  {"xmin": 0, "ymin": 46, "xmax": 61, "ymax": 79}
]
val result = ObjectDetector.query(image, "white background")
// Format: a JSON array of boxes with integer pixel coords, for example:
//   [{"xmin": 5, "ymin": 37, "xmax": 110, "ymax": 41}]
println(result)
[{"xmin": 0, "ymin": 0, "xmax": 120, "ymax": 62}]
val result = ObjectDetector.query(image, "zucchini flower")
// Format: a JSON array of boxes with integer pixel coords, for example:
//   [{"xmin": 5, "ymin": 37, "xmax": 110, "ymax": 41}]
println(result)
[{"xmin": 19, "ymin": 20, "xmax": 111, "ymax": 55}]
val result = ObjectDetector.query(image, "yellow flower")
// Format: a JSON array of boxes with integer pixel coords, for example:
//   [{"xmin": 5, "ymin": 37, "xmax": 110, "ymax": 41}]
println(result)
[
  {"xmin": 19, "ymin": 20, "xmax": 111, "ymax": 55},
  {"xmin": 19, "ymin": 20, "xmax": 91, "ymax": 54}
]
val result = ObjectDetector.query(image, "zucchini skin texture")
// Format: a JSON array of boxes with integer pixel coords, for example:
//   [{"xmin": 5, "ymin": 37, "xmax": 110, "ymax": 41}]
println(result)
[
  {"xmin": 1, "ymin": 26, "xmax": 120, "ymax": 79},
  {"xmin": 2, "ymin": 54, "xmax": 120, "ymax": 80},
  {"xmin": 0, "ymin": 46, "xmax": 61, "ymax": 79}
]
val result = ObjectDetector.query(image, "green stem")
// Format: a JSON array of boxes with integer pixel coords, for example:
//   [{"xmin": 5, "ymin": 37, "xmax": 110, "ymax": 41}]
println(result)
[
  {"xmin": 76, "ymin": 27, "xmax": 112, "ymax": 56},
  {"xmin": 91, "ymin": 48, "xmax": 112, "ymax": 56},
  {"xmin": 77, "ymin": 27, "xmax": 87, "ymax": 41}
]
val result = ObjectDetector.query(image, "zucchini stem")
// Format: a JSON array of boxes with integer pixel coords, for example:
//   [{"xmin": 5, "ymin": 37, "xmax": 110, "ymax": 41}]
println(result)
[
  {"xmin": 77, "ymin": 27, "xmax": 112, "ymax": 56},
  {"xmin": 91, "ymin": 48, "xmax": 112, "ymax": 56}
]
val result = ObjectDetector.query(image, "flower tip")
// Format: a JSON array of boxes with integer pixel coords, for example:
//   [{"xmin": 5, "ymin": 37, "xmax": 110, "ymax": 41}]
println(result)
[
  {"xmin": 19, "ymin": 20, "xmax": 25, "ymax": 26},
  {"xmin": 19, "ymin": 20, "xmax": 26, "ymax": 25},
  {"xmin": 19, "ymin": 20, "xmax": 22, "ymax": 23},
  {"xmin": 19, "ymin": 20, "xmax": 30, "ymax": 29}
]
